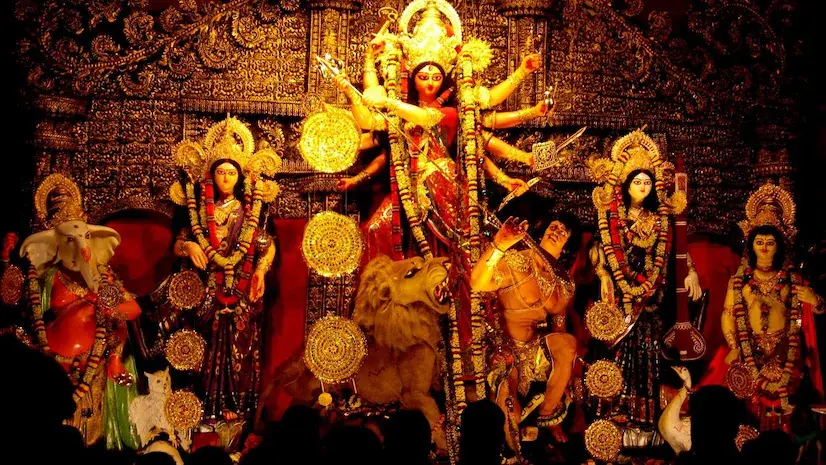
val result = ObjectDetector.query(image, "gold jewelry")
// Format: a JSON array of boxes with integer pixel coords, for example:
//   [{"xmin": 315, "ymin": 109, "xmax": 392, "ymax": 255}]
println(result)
[
  {"xmin": 503, "ymin": 146, "xmax": 532, "ymax": 165},
  {"xmin": 369, "ymin": 113, "xmax": 386, "ymax": 131},
  {"xmin": 352, "ymin": 171, "xmax": 371, "ymax": 186},
  {"xmin": 506, "ymin": 67, "xmax": 529, "ymax": 88},
  {"xmin": 492, "ymin": 170, "xmax": 511, "ymax": 188},
  {"xmin": 815, "ymin": 296, "xmax": 825, "ymax": 314},
  {"xmin": 255, "ymin": 257, "xmax": 273, "ymax": 274},
  {"xmin": 486, "ymin": 247, "xmax": 505, "ymax": 269},
  {"xmin": 516, "ymin": 106, "xmax": 538, "ymax": 125},
  {"xmin": 724, "ymin": 331, "xmax": 737, "ymax": 350},
  {"xmin": 175, "ymin": 116, "xmax": 281, "ymax": 181},
  {"xmin": 738, "ymin": 182, "xmax": 797, "ymax": 242},
  {"xmin": 386, "ymin": 98, "xmax": 401, "ymax": 112},
  {"xmin": 57, "ymin": 270, "xmax": 88, "ymax": 298},
  {"xmin": 398, "ymin": 0, "xmax": 462, "ymax": 73},
  {"xmin": 422, "ymin": 107, "xmax": 445, "ymax": 129}
]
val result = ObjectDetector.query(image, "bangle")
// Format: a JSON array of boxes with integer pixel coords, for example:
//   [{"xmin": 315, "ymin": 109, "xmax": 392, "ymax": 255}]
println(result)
[
  {"xmin": 516, "ymin": 106, "xmax": 539, "ymax": 124},
  {"xmin": 504, "ymin": 146, "xmax": 531, "ymax": 165},
  {"xmin": 505, "ymin": 67, "xmax": 529, "ymax": 88},
  {"xmin": 493, "ymin": 170, "xmax": 511, "ymax": 188},
  {"xmin": 815, "ymin": 296, "xmax": 825, "ymax": 313},
  {"xmin": 178, "ymin": 240, "xmax": 190, "ymax": 255},
  {"xmin": 387, "ymin": 98, "xmax": 401, "ymax": 112},
  {"xmin": 486, "ymin": 246, "xmax": 505, "ymax": 270},
  {"xmin": 724, "ymin": 332, "xmax": 737, "ymax": 350},
  {"xmin": 353, "ymin": 171, "xmax": 371, "ymax": 185},
  {"xmin": 256, "ymin": 258, "xmax": 273, "ymax": 273}
]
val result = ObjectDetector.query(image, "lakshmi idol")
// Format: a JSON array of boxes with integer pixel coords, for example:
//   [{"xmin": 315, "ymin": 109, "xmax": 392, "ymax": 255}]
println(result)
[
  {"xmin": 713, "ymin": 183, "xmax": 824, "ymax": 430},
  {"xmin": 161, "ymin": 117, "xmax": 281, "ymax": 431}
]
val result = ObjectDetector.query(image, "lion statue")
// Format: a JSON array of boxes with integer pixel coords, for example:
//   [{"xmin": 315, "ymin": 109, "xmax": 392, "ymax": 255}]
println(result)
[{"xmin": 260, "ymin": 255, "xmax": 451, "ymax": 448}]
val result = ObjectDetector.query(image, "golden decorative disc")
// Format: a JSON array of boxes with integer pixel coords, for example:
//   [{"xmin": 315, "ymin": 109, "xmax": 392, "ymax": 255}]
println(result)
[
  {"xmin": 167, "ymin": 270, "xmax": 206, "ymax": 310},
  {"xmin": 585, "ymin": 419, "xmax": 623, "ymax": 462},
  {"xmin": 165, "ymin": 329, "xmax": 207, "ymax": 372},
  {"xmin": 304, "ymin": 314, "xmax": 367, "ymax": 384},
  {"xmin": 585, "ymin": 360, "xmax": 624, "ymax": 398},
  {"xmin": 0, "ymin": 265, "xmax": 24, "ymax": 305},
  {"xmin": 318, "ymin": 392, "xmax": 333, "ymax": 407},
  {"xmin": 735, "ymin": 424, "xmax": 758, "ymax": 451},
  {"xmin": 97, "ymin": 283, "xmax": 123, "ymax": 311},
  {"xmin": 726, "ymin": 361, "xmax": 757, "ymax": 399},
  {"xmin": 301, "ymin": 212, "xmax": 363, "ymax": 278},
  {"xmin": 585, "ymin": 302, "xmax": 626, "ymax": 343},
  {"xmin": 165, "ymin": 390, "xmax": 202, "ymax": 430},
  {"xmin": 298, "ymin": 105, "xmax": 360, "ymax": 173}
]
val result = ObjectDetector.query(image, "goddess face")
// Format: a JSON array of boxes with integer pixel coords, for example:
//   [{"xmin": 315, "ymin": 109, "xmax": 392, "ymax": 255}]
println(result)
[
  {"xmin": 628, "ymin": 172, "xmax": 652, "ymax": 206},
  {"xmin": 752, "ymin": 234, "xmax": 778, "ymax": 265},
  {"xmin": 213, "ymin": 162, "xmax": 239, "ymax": 197},
  {"xmin": 539, "ymin": 220, "xmax": 571, "ymax": 259},
  {"xmin": 414, "ymin": 65, "xmax": 443, "ymax": 102}
]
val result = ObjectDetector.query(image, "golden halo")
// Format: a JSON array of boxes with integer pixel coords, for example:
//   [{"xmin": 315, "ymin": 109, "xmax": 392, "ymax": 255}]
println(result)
[
  {"xmin": 301, "ymin": 212, "xmax": 363, "ymax": 277},
  {"xmin": 165, "ymin": 390, "xmax": 203, "ymax": 430},
  {"xmin": 0, "ymin": 265, "xmax": 24, "ymax": 305},
  {"xmin": 304, "ymin": 314, "xmax": 367, "ymax": 384},
  {"xmin": 585, "ymin": 360, "xmax": 624, "ymax": 398},
  {"xmin": 165, "ymin": 329, "xmax": 207, "ymax": 372},
  {"xmin": 726, "ymin": 361, "xmax": 757, "ymax": 399},
  {"xmin": 299, "ymin": 105, "xmax": 360, "ymax": 174},
  {"xmin": 585, "ymin": 302, "xmax": 626, "ymax": 343},
  {"xmin": 167, "ymin": 270, "xmax": 206, "ymax": 310},
  {"xmin": 585, "ymin": 419, "xmax": 623, "ymax": 461}
]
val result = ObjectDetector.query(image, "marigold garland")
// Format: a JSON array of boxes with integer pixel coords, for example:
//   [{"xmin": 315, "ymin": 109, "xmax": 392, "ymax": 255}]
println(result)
[
  {"xmin": 28, "ymin": 265, "xmax": 115, "ymax": 402},
  {"xmin": 730, "ymin": 264, "xmax": 801, "ymax": 410}
]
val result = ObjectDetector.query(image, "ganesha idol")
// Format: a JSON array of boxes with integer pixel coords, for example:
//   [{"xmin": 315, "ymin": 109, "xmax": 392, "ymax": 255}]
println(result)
[{"xmin": 19, "ymin": 173, "xmax": 141, "ymax": 449}]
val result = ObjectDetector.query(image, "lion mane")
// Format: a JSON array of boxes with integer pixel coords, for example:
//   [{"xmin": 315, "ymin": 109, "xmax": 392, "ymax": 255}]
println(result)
[{"xmin": 352, "ymin": 255, "xmax": 442, "ymax": 353}]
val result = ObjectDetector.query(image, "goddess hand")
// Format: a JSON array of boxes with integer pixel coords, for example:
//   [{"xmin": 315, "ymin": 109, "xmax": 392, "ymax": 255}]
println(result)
[
  {"xmin": 332, "ymin": 74, "xmax": 351, "ymax": 93},
  {"xmin": 336, "ymin": 177, "xmax": 357, "ymax": 192},
  {"xmin": 520, "ymin": 53, "xmax": 542, "ymax": 72},
  {"xmin": 493, "ymin": 216, "xmax": 528, "ymax": 251},
  {"xmin": 685, "ymin": 270, "xmax": 702, "ymax": 301},
  {"xmin": 794, "ymin": 285, "xmax": 820, "ymax": 306},
  {"xmin": 535, "ymin": 100, "xmax": 551, "ymax": 117},
  {"xmin": 185, "ymin": 241, "xmax": 209, "ymax": 270},
  {"xmin": 363, "ymin": 93, "xmax": 388, "ymax": 109},
  {"xmin": 507, "ymin": 177, "xmax": 530, "ymax": 197},
  {"xmin": 249, "ymin": 269, "xmax": 266, "ymax": 302}
]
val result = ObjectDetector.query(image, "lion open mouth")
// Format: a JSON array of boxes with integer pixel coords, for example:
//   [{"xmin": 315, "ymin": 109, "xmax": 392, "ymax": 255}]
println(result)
[{"xmin": 433, "ymin": 275, "xmax": 451, "ymax": 305}]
